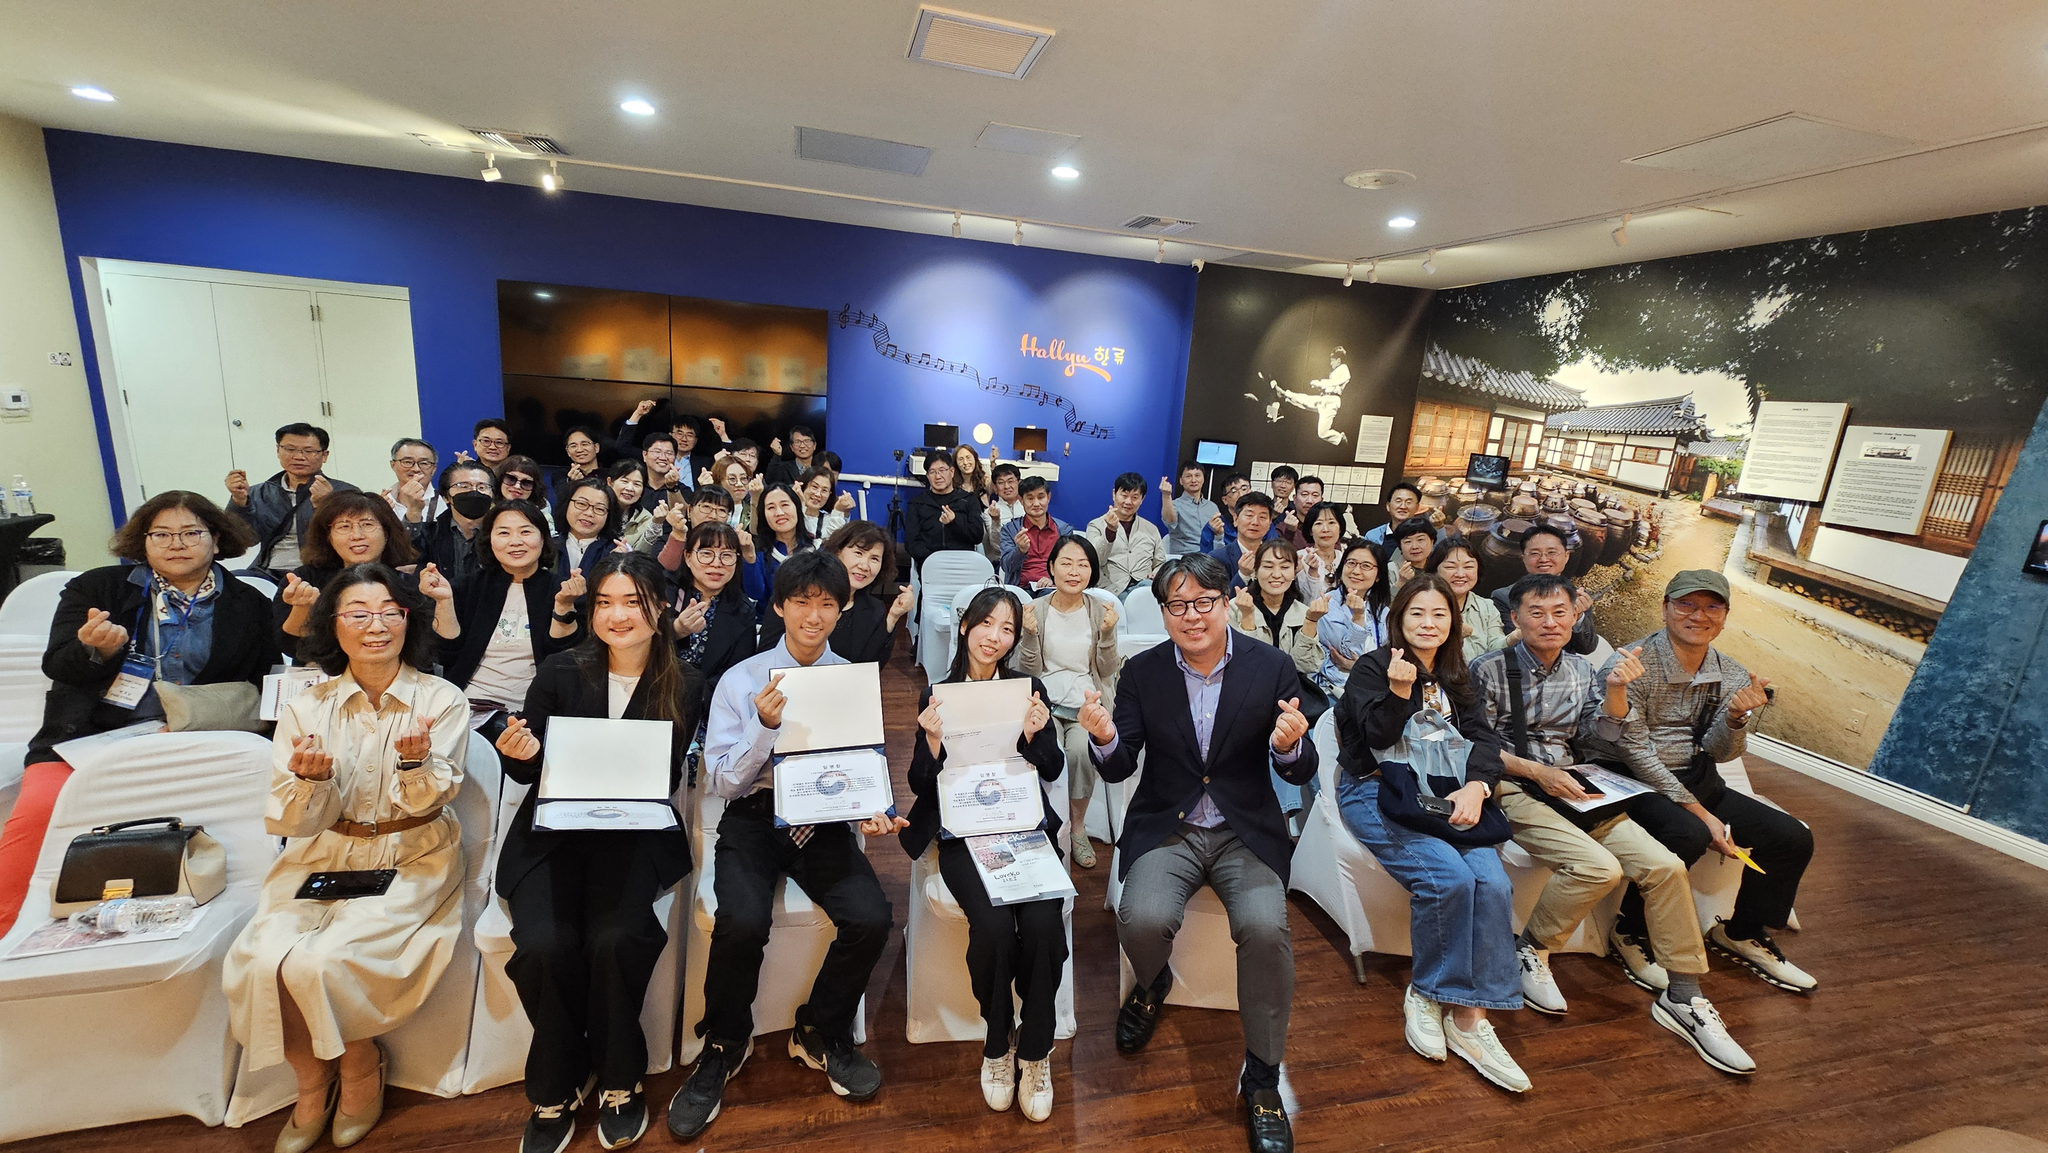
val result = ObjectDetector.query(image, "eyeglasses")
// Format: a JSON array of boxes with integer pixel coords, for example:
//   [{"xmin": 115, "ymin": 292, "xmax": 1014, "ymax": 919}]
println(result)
[
  {"xmin": 692, "ymin": 549, "xmax": 739, "ymax": 566},
  {"xmin": 1162, "ymin": 594, "xmax": 1225, "ymax": 617},
  {"xmin": 500, "ymin": 476, "xmax": 536, "ymax": 491},
  {"xmin": 474, "ymin": 436, "xmax": 510, "ymax": 450},
  {"xmin": 1669, "ymin": 599, "xmax": 1728, "ymax": 619},
  {"xmin": 568, "ymin": 498, "xmax": 609, "ymax": 516},
  {"xmin": 1342, "ymin": 559, "xmax": 1377, "ymax": 570},
  {"xmin": 449, "ymin": 481, "xmax": 493, "ymax": 495},
  {"xmin": 392, "ymin": 457, "xmax": 436, "ymax": 472},
  {"xmin": 329, "ymin": 519, "xmax": 381, "ymax": 536},
  {"xmin": 145, "ymin": 529, "xmax": 211, "ymax": 546},
  {"xmin": 335, "ymin": 608, "xmax": 408, "ymax": 630},
  {"xmin": 278, "ymin": 446, "xmax": 326, "ymax": 459}
]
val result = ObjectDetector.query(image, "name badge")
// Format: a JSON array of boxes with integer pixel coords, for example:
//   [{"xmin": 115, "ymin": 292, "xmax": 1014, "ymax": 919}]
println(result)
[{"xmin": 101, "ymin": 658, "xmax": 155, "ymax": 709}]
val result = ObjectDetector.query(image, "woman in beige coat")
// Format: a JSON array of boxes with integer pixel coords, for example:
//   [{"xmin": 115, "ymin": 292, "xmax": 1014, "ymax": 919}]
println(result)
[
  {"xmin": 1015, "ymin": 534, "xmax": 1121, "ymax": 868},
  {"xmin": 1231, "ymin": 540, "xmax": 1323, "ymax": 676},
  {"xmin": 223, "ymin": 562, "xmax": 470, "ymax": 1152}
]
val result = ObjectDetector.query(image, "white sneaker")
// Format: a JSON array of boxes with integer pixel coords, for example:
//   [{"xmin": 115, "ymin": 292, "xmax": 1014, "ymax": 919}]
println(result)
[
  {"xmin": 1516, "ymin": 943, "xmax": 1568, "ymax": 1016},
  {"xmin": 1608, "ymin": 929, "xmax": 1670, "ymax": 992},
  {"xmin": 1444, "ymin": 1018, "xmax": 1531, "ymax": 1093},
  {"xmin": 979, "ymin": 1048, "xmax": 1016, "ymax": 1112},
  {"xmin": 1652, "ymin": 992, "xmax": 1757, "ymax": 1075},
  {"xmin": 1402, "ymin": 985, "xmax": 1446, "ymax": 1062},
  {"xmin": 1017, "ymin": 1056, "xmax": 1053, "ymax": 1122},
  {"xmin": 1709, "ymin": 922, "xmax": 1817, "ymax": 992}
]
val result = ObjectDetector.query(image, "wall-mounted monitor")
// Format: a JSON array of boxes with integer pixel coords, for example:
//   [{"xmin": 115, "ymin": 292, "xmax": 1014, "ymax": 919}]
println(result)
[
  {"xmin": 1465, "ymin": 452, "xmax": 1511, "ymax": 490},
  {"xmin": 924, "ymin": 422, "xmax": 960, "ymax": 450},
  {"xmin": 1195, "ymin": 439, "xmax": 1238, "ymax": 466},
  {"xmin": 1012, "ymin": 426, "xmax": 1049, "ymax": 454}
]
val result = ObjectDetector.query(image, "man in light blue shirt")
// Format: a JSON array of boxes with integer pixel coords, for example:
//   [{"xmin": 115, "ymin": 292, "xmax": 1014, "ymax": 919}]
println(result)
[
  {"xmin": 669, "ymin": 551, "xmax": 906, "ymax": 1141},
  {"xmin": 1361, "ymin": 482, "xmax": 1422, "ymax": 548}
]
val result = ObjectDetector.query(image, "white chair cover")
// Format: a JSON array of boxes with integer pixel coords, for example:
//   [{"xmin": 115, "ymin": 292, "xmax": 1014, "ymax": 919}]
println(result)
[
  {"xmin": 0, "ymin": 731, "xmax": 274, "ymax": 1143},
  {"xmin": 1098, "ymin": 749, "xmax": 1240, "ymax": 1010},
  {"xmin": 0, "ymin": 633, "xmax": 50, "ymax": 826},
  {"xmin": 0, "ymin": 570, "xmax": 73, "ymax": 636},
  {"xmin": 1116, "ymin": 585, "xmax": 1167, "ymax": 662},
  {"xmin": 228, "ymin": 733, "xmax": 505, "ymax": 1123},
  {"xmin": 231, "ymin": 571, "xmax": 278, "ymax": 601},
  {"xmin": 917, "ymin": 553, "xmax": 995, "ymax": 686}
]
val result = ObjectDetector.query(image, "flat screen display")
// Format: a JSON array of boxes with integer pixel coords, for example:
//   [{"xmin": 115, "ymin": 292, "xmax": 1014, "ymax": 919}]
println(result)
[
  {"xmin": 1195, "ymin": 439, "xmax": 1238, "ymax": 466},
  {"xmin": 1012, "ymin": 426, "xmax": 1049, "ymax": 454},
  {"xmin": 924, "ymin": 423, "xmax": 960, "ymax": 450},
  {"xmin": 1466, "ymin": 452, "xmax": 1511, "ymax": 490}
]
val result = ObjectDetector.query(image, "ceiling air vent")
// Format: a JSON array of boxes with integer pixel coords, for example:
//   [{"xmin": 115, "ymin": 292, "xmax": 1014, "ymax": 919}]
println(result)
[
  {"xmin": 976, "ymin": 123, "xmax": 1080, "ymax": 159},
  {"xmin": 466, "ymin": 127, "xmax": 571, "ymax": 156},
  {"xmin": 796, "ymin": 127, "xmax": 933, "ymax": 176},
  {"xmin": 908, "ymin": 7, "xmax": 1055, "ymax": 80},
  {"xmin": 1121, "ymin": 215, "xmax": 1199, "ymax": 236}
]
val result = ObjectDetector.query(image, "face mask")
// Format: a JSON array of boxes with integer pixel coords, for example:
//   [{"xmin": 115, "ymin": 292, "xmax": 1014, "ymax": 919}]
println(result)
[{"xmin": 450, "ymin": 491, "xmax": 494, "ymax": 519}]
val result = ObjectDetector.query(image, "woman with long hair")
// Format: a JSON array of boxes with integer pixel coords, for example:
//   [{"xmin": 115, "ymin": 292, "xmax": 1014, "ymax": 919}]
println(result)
[
  {"xmin": 493, "ymin": 552, "xmax": 703, "ymax": 1151},
  {"xmin": 1014, "ymin": 534, "xmax": 1119, "ymax": 869},
  {"xmin": 1332, "ymin": 574, "xmax": 1525, "ymax": 1092},
  {"xmin": 1230, "ymin": 539, "xmax": 1322, "ymax": 675},
  {"xmin": 553, "ymin": 476, "xmax": 622, "ymax": 580},
  {"xmin": 604, "ymin": 460, "xmax": 663, "ymax": 554},
  {"xmin": 1295, "ymin": 505, "xmax": 1348, "ymax": 601},
  {"xmin": 952, "ymin": 444, "xmax": 991, "ymax": 505},
  {"xmin": 739, "ymin": 482, "xmax": 814, "ymax": 622},
  {"xmin": 904, "ymin": 587, "xmax": 1066, "ymax": 1123},
  {"xmin": 224, "ymin": 564, "xmax": 468, "ymax": 1151},
  {"xmin": 442, "ymin": 500, "xmax": 584, "ymax": 719},
  {"xmin": 671, "ymin": 520, "xmax": 756, "ymax": 694},
  {"xmin": 273, "ymin": 490, "xmax": 447, "ymax": 661},
  {"xmin": 1424, "ymin": 533, "xmax": 1507, "ymax": 662},
  {"xmin": 756, "ymin": 520, "xmax": 914, "ymax": 663},
  {"xmin": 1311, "ymin": 540, "xmax": 1391, "ymax": 694}
]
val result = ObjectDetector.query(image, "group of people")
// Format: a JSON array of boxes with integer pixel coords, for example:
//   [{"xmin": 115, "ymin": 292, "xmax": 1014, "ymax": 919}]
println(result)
[{"xmin": 0, "ymin": 422, "xmax": 1816, "ymax": 1153}]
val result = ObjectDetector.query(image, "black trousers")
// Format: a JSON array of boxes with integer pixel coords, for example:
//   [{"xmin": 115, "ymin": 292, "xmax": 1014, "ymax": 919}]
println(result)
[
  {"xmin": 1619, "ymin": 781, "xmax": 1814, "ymax": 940},
  {"xmin": 936, "ymin": 838, "xmax": 1068, "ymax": 1061},
  {"xmin": 699, "ymin": 794, "xmax": 892, "ymax": 1047},
  {"xmin": 504, "ymin": 836, "xmax": 671, "ymax": 1104}
]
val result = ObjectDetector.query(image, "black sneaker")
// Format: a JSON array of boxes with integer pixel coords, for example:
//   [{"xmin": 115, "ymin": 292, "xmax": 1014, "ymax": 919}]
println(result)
[
  {"xmin": 521, "ymin": 1086, "xmax": 587, "ymax": 1153},
  {"xmin": 595, "ymin": 1082, "xmax": 648, "ymax": 1150},
  {"xmin": 665, "ymin": 1037, "xmax": 751, "ymax": 1140},
  {"xmin": 788, "ymin": 1021, "xmax": 883, "ymax": 1100}
]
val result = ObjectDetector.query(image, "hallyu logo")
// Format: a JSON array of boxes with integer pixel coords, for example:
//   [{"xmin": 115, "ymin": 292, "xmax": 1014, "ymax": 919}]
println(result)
[{"xmin": 1020, "ymin": 334, "xmax": 1114, "ymax": 381}]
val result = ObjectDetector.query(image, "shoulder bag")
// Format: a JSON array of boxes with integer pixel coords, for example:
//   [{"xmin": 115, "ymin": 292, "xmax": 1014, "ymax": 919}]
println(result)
[{"xmin": 1373, "ymin": 687, "xmax": 1512, "ymax": 847}]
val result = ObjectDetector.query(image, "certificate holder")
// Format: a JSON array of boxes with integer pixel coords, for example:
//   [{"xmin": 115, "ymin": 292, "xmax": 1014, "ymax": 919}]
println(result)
[
  {"xmin": 534, "ymin": 716, "xmax": 679, "ymax": 831},
  {"xmin": 930, "ymin": 678, "xmax": 1045, "ymax": 839},
  {"xmin": 769, "ymin": 662, "xmax": 895, "ymax": 827}
]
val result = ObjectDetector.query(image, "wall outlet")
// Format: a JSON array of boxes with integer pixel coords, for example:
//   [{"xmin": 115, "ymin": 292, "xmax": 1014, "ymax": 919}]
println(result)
[
  {"xmin": 47, "ymin": 352, "xmax": 72, "ymax": 367},
  {"xmin": 1846, "ymin": 709, "xmax": 1868, "ymax": 734}
]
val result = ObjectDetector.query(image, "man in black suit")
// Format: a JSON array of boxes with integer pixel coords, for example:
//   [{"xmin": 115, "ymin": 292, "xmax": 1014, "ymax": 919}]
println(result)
[{"xmin": 1077, "ymin": 553, "xmax": 1315, "ymax": 1153}]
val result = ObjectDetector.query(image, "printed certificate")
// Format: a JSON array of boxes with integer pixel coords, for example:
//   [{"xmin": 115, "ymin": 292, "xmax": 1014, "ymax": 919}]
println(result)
[
  {"xmin": 773, "ymin": 748, "xmax": 895, "ymax": 825},
  {"xmin": 938, "ymin": 756, "xmax": 1044, "ymax": 838}
]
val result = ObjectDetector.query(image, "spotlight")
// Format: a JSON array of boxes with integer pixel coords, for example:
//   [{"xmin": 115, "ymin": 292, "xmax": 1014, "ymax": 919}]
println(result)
[
  {"xmin": 1366, "ymin": 259, "xmax": 1379, "ymax": 284},
  {"xmin": 1612, "ymin": 212, "xmax": 1632, "ymax": 247},
  {"xmin": 1050, "ymin": 165, "xmax": 1079, "ymax": 180},
  {"xmin": 1156, "ymin": 238, "xmax": 1165, "ymax": 263},
  {"xmin": 1342, "ymin": 262, "xmax": 1354, "ymax": 287},
  {"xmin": 1421, "ymin": 248, "xmax": 1437, "ymax": 274},
  {"xmin": 70, "ymin": 86, "xmax": 115, "ymax": 102},
  {"xmin": 541, "ymin": 160, "xmax": 561, "ymax": 193},
  {"xmin": 1013, "ymin": 219, "xmax": 1023, "ymax": 246},
  {"xmin": 1388, "ymin": 215, "xmax": 1416, "ymax": 229},
  {"xmin": 480, "ymin": 152, "xmax": 502, "ymax": 182},
  {"xmin": 952, "ymin": 211, "xmax": 962, "ymax": 239},
  {"xmin": 619, "ymin": 98, "xmax": 656, "ymax": 116},
  {"xmin": 1192, "ymin": 258, "xmax": 1205, "ymax": 272}
]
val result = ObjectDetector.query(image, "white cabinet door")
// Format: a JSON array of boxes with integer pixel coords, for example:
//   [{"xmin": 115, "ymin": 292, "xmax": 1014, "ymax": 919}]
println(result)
[
  {"xmin": 314, "ymin": 292, "xmax": 420, "ymax": 493},
  {"xmin": 212, "ymin": 283, "xmax": 324, "ymax": 477},
  {"xmin": 100, "ymin": 273, "xmax": 235, "ymax": 502}
]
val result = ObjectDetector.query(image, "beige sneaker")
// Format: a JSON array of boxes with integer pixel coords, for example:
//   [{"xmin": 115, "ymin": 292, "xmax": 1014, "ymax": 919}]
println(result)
[
  {"xmin": 979, "ymin": 1048, "xmax": 1016, "ymax": 1112},
  {"xmin": 1017, "ymin": 1056, "xmax": 1053, "ymax": 1122},
  {"xmin": 1402, "ymin": 984, "xmax": 1445, "ymax": 1062},
  {"xmin": 1444, "ymin": 1018, "xmax": 1531, "ymax": 1093}
]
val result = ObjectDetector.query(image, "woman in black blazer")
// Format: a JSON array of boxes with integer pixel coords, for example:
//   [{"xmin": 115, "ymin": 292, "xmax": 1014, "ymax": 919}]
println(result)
[
  {"xmin": 902, "ymin": 586, "xmax": 1066, "ymax": 1124},
  {"xmin": 551, "ymin": 476, "xmax": 623, "ymax": 582},
  {"xmin": 441, "ymin": 500, "xmax": 583, "ymax": 716},
  {"xmin": 671, "ymin": 520, "xmax": 755, "ymax": 696},
  {"xmin": 0, "ymin": 491, "xmax": 276, "ymax": 937},
  {"xmin": 491, "ymin": 552, "xmax": 701, "ymax": 1150}
]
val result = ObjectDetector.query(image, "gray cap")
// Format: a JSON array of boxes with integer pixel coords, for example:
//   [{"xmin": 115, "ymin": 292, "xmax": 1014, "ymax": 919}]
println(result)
[{"xmin": 1665, "ymin": 569, "xmax": 1730, "ymax": 602}]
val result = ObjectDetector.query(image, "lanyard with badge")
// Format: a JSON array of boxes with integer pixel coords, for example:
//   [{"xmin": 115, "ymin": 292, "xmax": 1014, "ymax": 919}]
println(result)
[{"xmin": 100, "ymin": 574, "xmax": 189, "ymax": 710}]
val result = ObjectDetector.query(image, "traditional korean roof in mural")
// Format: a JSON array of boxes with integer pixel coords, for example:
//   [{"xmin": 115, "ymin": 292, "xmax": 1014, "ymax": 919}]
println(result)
[
  {"xmin": 1548, "ymin": 394, "xmax": 1711, "ymax": 438},
  {"xmin": 1685, "ymin": 438, "xmax": 1748, "ymax": 459},
  {"xmin": 1420, "ymin": 346, "xmax": 1586, "ymax": 414}
]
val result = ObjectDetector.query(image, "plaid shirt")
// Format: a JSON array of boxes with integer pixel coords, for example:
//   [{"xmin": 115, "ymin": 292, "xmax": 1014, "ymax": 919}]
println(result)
[
  {"xmin": 1577, "ymin": 629, "xmax": 1755, "ymax": 804},
  {"xmin": 1468, "ymin": 642, "xmax": 1629, "ymax": 769}
]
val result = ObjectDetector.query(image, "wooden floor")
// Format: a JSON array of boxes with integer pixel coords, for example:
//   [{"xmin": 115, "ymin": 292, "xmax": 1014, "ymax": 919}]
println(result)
[{"xmin": 26, "ymin": 642, "xmax": 2048, "ymax": 1153}]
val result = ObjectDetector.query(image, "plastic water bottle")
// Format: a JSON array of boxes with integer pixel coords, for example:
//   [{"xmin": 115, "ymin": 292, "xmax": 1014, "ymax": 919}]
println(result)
[
  {"xmin": 68, "ymin": 894, "xmax": 197, "ymax": 934},
  {"xmin": 6, "ymin": 475, "xmax": 30, "ymax": 517}
]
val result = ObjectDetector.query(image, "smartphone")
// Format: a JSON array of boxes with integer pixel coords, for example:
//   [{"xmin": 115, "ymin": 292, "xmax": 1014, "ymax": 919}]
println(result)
[
  {"xmin": 1565, "ymin": 768, "xmax": 1607, "ymax": 798},
  {"xmin": 1417, "ymin": 796, "xmax": 1456, "ymax": 817},
  {"xmin": 295, "ymin": 869, "xmax": 397, "ymax": 901}
]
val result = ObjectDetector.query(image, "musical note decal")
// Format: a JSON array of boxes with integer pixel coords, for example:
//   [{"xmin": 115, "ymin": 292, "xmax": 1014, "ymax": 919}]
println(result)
[{"xmin": 836, "ymin": 305, "xmax": 1115, "ymax": 439}]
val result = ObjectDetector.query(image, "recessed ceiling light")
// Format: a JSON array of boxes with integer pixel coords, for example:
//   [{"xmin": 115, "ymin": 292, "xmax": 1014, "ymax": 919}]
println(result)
[
  {"xmin": 1343, "ymin": 168, "xmax": 1414, "ymax": 190},
  {"xmin": 70, "ymin": 86, "xmax": 115, "ymax": 102},
  {"xmin": 1050, "ymin": 165, "xmax": 1079, "ymax": 180},
  {"xmin": 1387, "ymin": 216, "xmax": 1417, "ymax": 229},
  {"xmin": 534, "ymin": 290, "xmax": 554, "ymax": 299},
  {"xmin": 619, "ymin": 99, "xmax": 656, "ymax": 116}
]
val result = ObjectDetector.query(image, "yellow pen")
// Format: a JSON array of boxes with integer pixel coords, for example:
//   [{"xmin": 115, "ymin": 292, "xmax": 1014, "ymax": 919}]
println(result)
[{"xmin": 1725, "ymin": 824, "xmax": 1766, "ymax": 874}]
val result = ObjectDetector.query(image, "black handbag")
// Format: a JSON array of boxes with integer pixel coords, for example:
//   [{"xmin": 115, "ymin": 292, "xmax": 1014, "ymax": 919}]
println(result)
[
  {"xmin": 51, "ymin": 817, "xmax": 226, "ymax": 916},
  {"xmin": 1375, "ymin": 761, "xmax": 1513, "ymax": 847}
]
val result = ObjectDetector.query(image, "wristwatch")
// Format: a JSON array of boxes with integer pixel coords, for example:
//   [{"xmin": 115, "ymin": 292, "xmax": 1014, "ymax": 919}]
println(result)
[
  {"xmin": 396, "ymin": 757, "xmax": 427, "ymax": 772},
  {"xmin": 551, "ymin": 608, "xmax": 579, "ymax": 623}
]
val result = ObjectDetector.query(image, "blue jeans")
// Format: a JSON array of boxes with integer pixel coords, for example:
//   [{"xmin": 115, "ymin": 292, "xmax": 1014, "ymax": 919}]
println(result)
[{"xmin": 1336, "ymin": 773, "xmax": 1522, "ymax": 1010}]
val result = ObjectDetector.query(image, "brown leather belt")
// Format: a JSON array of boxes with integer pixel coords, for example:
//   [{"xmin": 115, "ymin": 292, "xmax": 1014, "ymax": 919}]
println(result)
[{"xmin": 330, "ymin": 808, "xmax": 444, "ymax": 838}]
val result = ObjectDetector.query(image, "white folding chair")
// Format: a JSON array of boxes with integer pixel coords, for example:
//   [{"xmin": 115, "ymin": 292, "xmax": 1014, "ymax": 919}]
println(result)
[
  {"xmin": 917, "ymin": 553, "xmax": 995, "ymax": 686},
  {"xmin": 0, "ymin": 731, "xmax": 274, "ymax": 1143},
  {"xmin": 229, "ymin": 733, "xmax": 504, "ymax": 1123},
  {"xmin": 231, "ymin": 570, "xmax": 278, "ymax": 601},
  {"xmin": 1098, "ymin": 750, "xmax": 1240, "ymax": 1010},
  {"xmin": 677, "ymin": 782, "xmax": 866, "ymax": 1066},
  {"xmin": 904, "ymin": 766, "xmax": 1077, "ymax": 1043},
  {"xmin": 0, "ymin": 570, "xmax": 73, "ymax": 637},
  {"xmin": 1116, "ymin": 584, "xmax": 1167, "ymax": 662}
]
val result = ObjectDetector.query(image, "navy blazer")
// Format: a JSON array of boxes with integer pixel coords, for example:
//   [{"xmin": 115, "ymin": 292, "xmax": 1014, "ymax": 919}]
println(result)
[{"xmin": 1094, "ymin": 635, "xmax": 1317, "ymax": 883}]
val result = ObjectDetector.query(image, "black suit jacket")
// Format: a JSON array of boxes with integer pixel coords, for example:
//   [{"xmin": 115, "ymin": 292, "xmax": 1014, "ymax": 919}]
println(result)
[
  {"xmin": 1095, "ymin": 636, "xmax": 1317, "ymax": 883},
  {"xmin": 495, "ymin": 650, "xmax": 701, "ymax": 894},
  {"xmin": 440, "ymin": 567, "xmax": 583, "ymax": 691},
  {"xmin": 27, "ymin": 564, "xmax": 279, "ymax": 765},
  {"xmin": 902, "ymin": 674, "xmax": 1064, "ymax": 861}
]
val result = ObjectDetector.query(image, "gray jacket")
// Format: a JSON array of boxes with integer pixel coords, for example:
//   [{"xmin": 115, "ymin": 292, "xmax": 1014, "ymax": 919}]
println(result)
[{"xmin": 229, "ymin": 471, "xmax": 361, "ymax": 571}]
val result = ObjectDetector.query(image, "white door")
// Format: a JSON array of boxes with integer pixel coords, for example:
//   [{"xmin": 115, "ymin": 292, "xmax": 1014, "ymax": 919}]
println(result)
[
  {"xmin": 315, "ymin": 292, "xmax": 420, "ymax": 493},
  {"xmin": 100, "ymin": 273, "xmax": 235, "ymax": 501},
  {"xmin": 212, "ymin": 283, "xmax": 326, "ymax": 479}
]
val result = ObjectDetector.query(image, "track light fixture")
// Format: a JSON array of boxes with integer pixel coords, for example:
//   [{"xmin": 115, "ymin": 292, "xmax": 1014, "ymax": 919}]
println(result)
[
  {"xmin": 480, "ymin": 152, "xmax": 501, "ymax": 182},
  {"xmin": 1342, "ymin": 262, "xmax": 1354, "ymax": 287},
  {"xmin": 1612, "ymin": 212, "xmax": 1632, "ymax": 247},
  {"xmin": 1366, "ymin": 259, "xmax": 1379, "ymax": 284},
  {"xmin": 951, "ymin": 211, "xmax": 962, "ymax": 239},
  {"xmin": 541, "ymin": 159, "xmax": 561, "ymax": 193},
  {"xmin": 1013, "ymin": 219, "xmax": 1023, "ymax": 246},
  {"xmin": 1192, "ymin": 258, "xmax": 1205, "ymax": 272},
  {"xmin": 1421, "ymin": 248, "xmax": 1437, "ymax": 275},
  {"xmin": 1156, "ymin": 238, "xmax": 1165, "ymax": 263}
]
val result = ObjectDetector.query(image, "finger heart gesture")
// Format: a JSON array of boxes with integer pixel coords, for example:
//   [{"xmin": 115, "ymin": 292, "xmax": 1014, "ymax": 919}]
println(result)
[{"xmin": 393, "ymin": 716, "xmax": 435, "ymax": 762}]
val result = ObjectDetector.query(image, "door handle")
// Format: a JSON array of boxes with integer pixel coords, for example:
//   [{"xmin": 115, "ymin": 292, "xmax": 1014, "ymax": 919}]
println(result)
[{"xmin": 232, "ymin": 419, "xmax": 243, "ymax": 428}]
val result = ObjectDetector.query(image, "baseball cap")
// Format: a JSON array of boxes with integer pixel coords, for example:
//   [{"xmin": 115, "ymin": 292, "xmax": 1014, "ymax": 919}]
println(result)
[{"xmin": 1665, "ymin": 569, "xmax": 1730, "ymax": 603}]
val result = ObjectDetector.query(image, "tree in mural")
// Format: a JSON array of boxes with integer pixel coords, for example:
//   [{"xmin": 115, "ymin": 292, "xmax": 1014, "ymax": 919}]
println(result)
[{"xmin": 1430, "ymin": 207, "xmax": 2048, "ymax": 430}]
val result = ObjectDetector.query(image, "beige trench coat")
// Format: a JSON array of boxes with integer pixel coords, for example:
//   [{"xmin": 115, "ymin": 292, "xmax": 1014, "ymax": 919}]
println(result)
[{"xmin": 223, "ymin": 665, "xmax": 469, "ymax": 1069}]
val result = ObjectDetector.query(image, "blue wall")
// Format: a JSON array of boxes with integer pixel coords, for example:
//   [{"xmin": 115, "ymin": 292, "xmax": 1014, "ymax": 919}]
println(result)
[{"xmin": 41, "ymin": 131, "xmax": 1197, "ymax": 529}]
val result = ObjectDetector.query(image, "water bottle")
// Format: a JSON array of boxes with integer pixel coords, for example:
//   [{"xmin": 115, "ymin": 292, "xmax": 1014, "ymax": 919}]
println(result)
[
  {"xmin": 68, "ymin": 894, "xmax": 198, "ymax": 934},
  {"xmin": 7, "ymin": 475, "xmax": 30, "ymax": 517}
]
